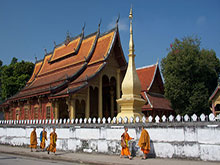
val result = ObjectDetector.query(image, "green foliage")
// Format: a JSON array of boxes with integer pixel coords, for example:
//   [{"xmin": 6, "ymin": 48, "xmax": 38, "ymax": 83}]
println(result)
[
  {"xmin": 161, "ymin": 37, "xmax": 220, "ymax": 115},
  {"xmin": 0, "ymin": 58, "xmax": 34, "ymax": 101}
]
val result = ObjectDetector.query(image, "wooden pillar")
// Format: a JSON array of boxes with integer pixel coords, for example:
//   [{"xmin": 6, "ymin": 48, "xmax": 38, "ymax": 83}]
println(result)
[
  {"xmin": 110, "ymin": 89, "xmax": 114, "ymax": 118},
  {"xmin": 116, "ymin": 69, "xmax": 121, "ymax": 113},
  {"xmin": 85, "ymin": 87, "xmax": 90, "ymax": 118},
  {"xmin": 98, "ymin": 76, "xmax": 103, "ymax": 118},
  {"xmin": 38, "ymin": 98, "xmax": 43, "ymax": 119}
]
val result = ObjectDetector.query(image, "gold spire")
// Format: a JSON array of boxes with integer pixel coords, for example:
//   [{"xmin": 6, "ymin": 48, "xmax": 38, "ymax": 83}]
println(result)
[
  {"xmin": 129, "ymin": 6, "xmax": 134, "ymax": 55},
  {"xmin": 116, "ymin": 6, "xmax": 145, "ymax": 122}
]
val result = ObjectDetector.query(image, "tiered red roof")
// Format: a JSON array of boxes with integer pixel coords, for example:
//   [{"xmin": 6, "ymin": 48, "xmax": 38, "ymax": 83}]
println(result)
[
  {"xmin": 137, "ymin": 63, "xmax": 172, "ymax": 111},
  {"xmin": 5, "ymin": 25, "xmax": 126, "ymax": 103}
]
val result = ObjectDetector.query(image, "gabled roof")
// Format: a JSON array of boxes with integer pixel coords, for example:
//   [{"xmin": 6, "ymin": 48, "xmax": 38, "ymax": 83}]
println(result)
[
  {"xmin": 137, "ymin": 62, "xmax": 164, "ymax": 93},
  {"xmin": 6, "ymin": 24, "xmax": 126, "ymax": 102},
  {"xmin": 137, "ymin": 62, "xmax": 172, "ymax": 111},
  {"xmin": 209, "ymin": 84, "xmax": 220, "ymax": 101},
  {"xmin": 141, "ymin": 91, "xmax": 172, "ymax": 111},
  {"xmin": 137, "ymin": 64, "xmax": 157, "ymax": 91}
]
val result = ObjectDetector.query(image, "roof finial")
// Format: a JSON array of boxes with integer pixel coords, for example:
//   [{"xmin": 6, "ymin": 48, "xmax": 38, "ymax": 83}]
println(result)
[
  {"xmin": 44, "ymin": 48, "xmax": 47, "ymax": 54},
  {"xmin": 35, "ymin": 55, "xmax": 37, "ymax": 62},
  {"xmin": 65, "ymin": 30, "xmax": 71, "ymax": 45},
  {"xmin": 116, "ymin": 14, "xmax": 120, "ymax": 27},
  {"xmin": 156, "ymin": 58, "xmax": 159, "ymax": 65},
  {"xmin": 129, "ymin": 5, "xmax": 134, "ymax": 55},
  {"xmin": 82, "ymin": 22, "xmax": 86, "ymax": 32},
  {"xmin": 54, "ymin": 41, "xmax": 56, "ymax": 47}
]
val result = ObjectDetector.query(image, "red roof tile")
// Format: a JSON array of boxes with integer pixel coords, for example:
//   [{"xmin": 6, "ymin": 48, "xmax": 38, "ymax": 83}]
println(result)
[
  {"xmin": 141, "ymin": 92, "xmax": 172, "ymax": 111},
  {"xmin": 137, "ymin": 64, "xmax": 157, "ymax": 91}
]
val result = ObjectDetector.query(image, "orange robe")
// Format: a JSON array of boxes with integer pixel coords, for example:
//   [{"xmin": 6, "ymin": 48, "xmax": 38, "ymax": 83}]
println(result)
[
  {"xmin": 30, "ymin": 130, "xmax": 37, "ymax": 149},
  {"xmin": 138, "ymin": 129, "xmax": 150, "ymax": 154},
  {"xmin": 121, "ymin": 132, "xmax": 133, "ymax": 156},
  {"xmin": 40, "ymin": 131, "xmax": 47, "ymax": 149},
  {"xmin": 47, "ymin": 132, "xmax": 57, "ymax": 153}
]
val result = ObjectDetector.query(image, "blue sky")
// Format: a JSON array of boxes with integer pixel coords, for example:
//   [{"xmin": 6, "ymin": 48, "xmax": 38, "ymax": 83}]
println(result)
[{"xmin": 0, "ymin": 0, "xmax": 220, "ymax": 68}]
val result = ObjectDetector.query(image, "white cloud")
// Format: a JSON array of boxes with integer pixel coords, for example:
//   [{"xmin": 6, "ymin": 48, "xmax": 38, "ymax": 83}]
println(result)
[
  {"xmin": 108, "ymin": 17, "xmax": 129, "ymax": 32},
  {"xmin": 196, "ymin": 16, "xmax": 206, "ymax": 25}
]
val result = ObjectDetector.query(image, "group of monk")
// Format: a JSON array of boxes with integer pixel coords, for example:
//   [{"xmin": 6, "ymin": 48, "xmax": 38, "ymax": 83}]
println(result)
[
  {"xmin": 30, "ymin": 126, "xmax": 150, "ymax": 159},
  {"xmin": 120, "ymin": 126, "xmax": 150, "ymax": 160},
  {"xmin": 29, "ymin": 127, "xmax": 57, "ymax": 154}
]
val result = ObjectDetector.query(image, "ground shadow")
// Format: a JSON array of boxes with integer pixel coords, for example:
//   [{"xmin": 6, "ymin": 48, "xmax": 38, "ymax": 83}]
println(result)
[{"xmin": 131, "ymin": 140, "xmax": 156, "ymax": 158}]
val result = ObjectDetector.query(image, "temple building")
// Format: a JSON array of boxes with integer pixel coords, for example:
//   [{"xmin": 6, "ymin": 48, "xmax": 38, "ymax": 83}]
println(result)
[
  {"xmin": 1, "ymin": 22, "xmax": 128, "ymax": 120},
  {"xmin": 209, "ymin": 84, "xmax": 220, "ymax": 116},
  {"xmin": 137, "ymin": 63, "xmax": 173, "ymax": 118},
  {"xmin": 0, "ymin": 18, "xmax": 173, "ymax": 120}
]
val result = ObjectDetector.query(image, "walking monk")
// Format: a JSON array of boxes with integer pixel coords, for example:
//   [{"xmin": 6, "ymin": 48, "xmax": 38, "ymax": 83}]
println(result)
[
  {"xmin": 138, "ymin": 126, "xmax": 150, "ymax": 159},
  {"xmin": 30, "ymin": 128, "xmax": 37, "ymax": 152},
  {"xmin": 40, "ymin": 128, "xmax": 47, "ymax": 151},
  {"xmin": 120, "ymin": 127, "xmax": 133, "ymax": 160},
  {"xmin": 47, "ymin": 128, "xmax": 57, "ymax": 154}
]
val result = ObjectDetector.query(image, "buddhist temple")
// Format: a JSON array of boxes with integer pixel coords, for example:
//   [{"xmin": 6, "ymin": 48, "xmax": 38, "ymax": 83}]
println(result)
[
  {"xmin": 0, "ymin": 13, "xmax": 173, "ymax": 120},
  {"xmin": 1, "ymin": 21, "xmax": 128, "ymax": 120},
  {"xmin": 137, "ymin": 63, "xmax": 173, "ymax": 118}
]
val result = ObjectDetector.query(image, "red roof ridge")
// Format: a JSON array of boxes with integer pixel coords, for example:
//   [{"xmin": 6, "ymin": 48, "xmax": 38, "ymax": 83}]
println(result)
[
  {"xmin": 209, "ymin": 85, "xmax": 220, "ymax": 101},
  {"xmin": 136, "ymin": 63, "xmax": 157, "ymax": 70},
  {"xmin": 147, "ymin": 62, "xmax": 159, "ymax": 91},
  {"xmin": 144, "ymin": 91, "xmax": 153, "ymax": 108}
]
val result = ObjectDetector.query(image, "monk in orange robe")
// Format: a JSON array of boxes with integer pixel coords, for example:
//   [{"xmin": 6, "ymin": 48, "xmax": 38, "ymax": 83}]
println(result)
[
  {"xmin": 138, "ymin": 126, "xmax": 150, "ymax": 159},
  {"xmin": 30, "ymin": 128, "xmax": 37, "ymax": 152},
  {"xmin": 120, "ymin": 127, "xmax": 133, "ymax": 159},
  {"xmin": 47, "ymin": 128, "xmax": 57, "ymax": 154},
  {"xmin": 40, "ymin": 128, "xmax": 47, "ymax": 151}
]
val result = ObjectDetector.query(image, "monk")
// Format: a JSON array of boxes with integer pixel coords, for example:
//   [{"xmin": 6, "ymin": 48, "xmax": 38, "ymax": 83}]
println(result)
[
  {"xmin": 30, "ymin": 128, "xmax": 37, "ymax": 152},
  {"xmin": 138, "ymin": 126, "xmax": 150, "ymax": 159},
  {"xmin": 40, "ymin": 128, "xmax": 47, "ymax": 151},
  {"xmin": 120, "ymin": 127, "xmax": 133, "ymax": 160},
  {"xmin": 47, "ymin": 128, "xmax": 57, "ymax": 154}
]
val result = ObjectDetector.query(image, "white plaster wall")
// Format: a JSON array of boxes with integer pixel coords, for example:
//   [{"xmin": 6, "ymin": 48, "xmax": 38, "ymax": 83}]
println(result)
[
  {"xmin": 198, "ymin": 127, "xmax": 220, "ymax": 144},
  {"xmin": 0, "ymin": 125, "xmax": 219, "ymax": 162},
  {"xmin": 184, "ymin": 127, "xmax": 197, "ymax": 142}
]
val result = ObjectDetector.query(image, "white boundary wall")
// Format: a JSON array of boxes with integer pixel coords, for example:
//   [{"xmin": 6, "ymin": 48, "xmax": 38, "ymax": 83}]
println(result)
[{"xmin": 0, "ymin": 113, "xmax": 220, "ymax": 161}]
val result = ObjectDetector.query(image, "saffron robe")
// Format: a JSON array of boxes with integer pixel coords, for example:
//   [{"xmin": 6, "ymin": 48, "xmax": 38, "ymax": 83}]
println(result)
[
  {"xmin": 138, "ymin": 129, "xmax": 150, "ymax": 154},
  {"xmin": 47, "ymin": 132, "xmax": 57, "ymax": 153},
  {"xmin": 40, "ymin": 131, "xmax": 47, "ymax": 149},
  {"xmin": 121, "ymin": 132, "xmax": 132, "ymax": 156},
  {"xmin": 30, "ymin": 130, "xmax": 37, "ymax": 149}
]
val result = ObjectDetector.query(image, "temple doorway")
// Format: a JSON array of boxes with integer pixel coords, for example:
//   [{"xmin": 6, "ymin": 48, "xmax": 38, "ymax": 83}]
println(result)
[
  {"xmin": 102, "ymin": 75, "xmax": 117, "ymax": 118},
  {"xmin": 90, "ymin": 86, "xmax": 98, "ymax": 118},
  {"xmin": 58, "ymin": 99, "xmax": 69, "ymax": 119},
  {"xmin": 75, "ymin": 99, "xmax": 86, "ymax": 118}
]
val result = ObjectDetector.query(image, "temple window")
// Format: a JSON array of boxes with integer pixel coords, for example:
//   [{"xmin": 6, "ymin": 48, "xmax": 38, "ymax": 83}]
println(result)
[
  {"xmin": 34, "ymin": 107, "xmax": 38, "ymax": 119},
  {"xmin": 16, "ymin": 109, "xmax": 19, "ymax": 120},
  {"xmin": 24, "ymin": 107, "xmax": 28, "ymax": 120}
]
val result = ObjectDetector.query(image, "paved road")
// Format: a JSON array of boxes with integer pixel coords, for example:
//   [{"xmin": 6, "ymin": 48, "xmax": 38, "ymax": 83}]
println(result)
[
  {"xmin": 0, "ymin": 145, "xmax": 219, "ymax": 165},
  {"xmin": 0, "ymin": 153, "xmax": 83, "ymax": 165}
]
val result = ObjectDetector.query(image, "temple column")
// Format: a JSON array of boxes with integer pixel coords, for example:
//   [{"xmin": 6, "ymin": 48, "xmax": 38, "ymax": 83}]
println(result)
[
  {"xmin": 71, "ymin": 99, "xmax": 76, "ymax": 119},
  {"xmin": 85, "ymin": 87, "xmax": 90, "ymax": 118},
  {"xmin": 116, "ymin": 69, "xmax": 121, "ymax": 113},
  {"xmin": 27, "ymin": 99, "xmax": 32, "ymax": 120},
  {"xmin": 54, "ymin": 100, "xmax": 59, "ymax": 120},
  {"xmin": 110, "ymin": 89, "xmax": 114, "ymax": 118},
  {"xmin": 98, "ymin": 76, "xmax": 103, "ymax": 118},
  {"xmin": 66, "ymin": 97, "xmax": 76, "ymax": 119}
]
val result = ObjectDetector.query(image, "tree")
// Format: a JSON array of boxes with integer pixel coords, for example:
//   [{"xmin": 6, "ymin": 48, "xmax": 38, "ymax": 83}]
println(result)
[
  {"xmin": 161, "ymin": 37, "xmax": 220, "ymax": 115},
  {"xmin": 0, "ymin": 58, "xmax": 34, "ymax": 101}
]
